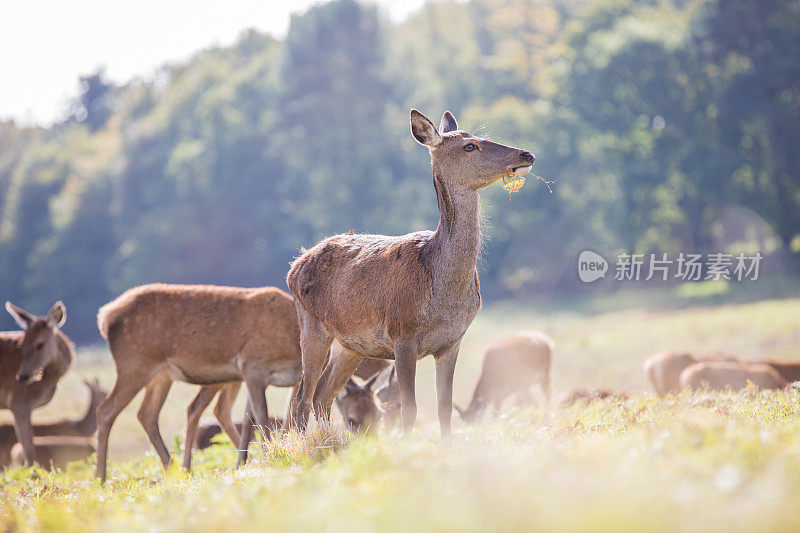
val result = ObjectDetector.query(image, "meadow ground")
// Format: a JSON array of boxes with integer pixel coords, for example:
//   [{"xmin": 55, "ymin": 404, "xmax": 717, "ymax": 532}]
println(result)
[{"xmin": 2, "ymin": 281, "xmax": 800, "ymax": 531}]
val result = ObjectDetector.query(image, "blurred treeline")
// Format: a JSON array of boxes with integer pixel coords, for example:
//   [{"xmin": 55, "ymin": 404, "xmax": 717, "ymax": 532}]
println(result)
[{"xmin": 0, "ymin": 0, "xmax": 798, "ymax": 342}]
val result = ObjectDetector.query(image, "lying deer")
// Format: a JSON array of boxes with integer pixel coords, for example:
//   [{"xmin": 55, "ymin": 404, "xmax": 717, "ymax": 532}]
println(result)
[
  {"xmin": 288, "ymin": 109, "xmax": 534, "ymax": 436},
  {"xmin": 195, "ymin": 416, "xmax": 282, "ymax": 451},
  {"xmin": 456, "ymin": 331, "xmax": 553, "ymax": 423},
  {"xmin": 752, "ymin": 359, "xmax": 800, "ymax": 384},
  {"xmin": 0, "ymin": 379, "xmax": 106, "ymax": 467},
  {"xmin": 680, "ymin": 361, "xmax": 788, "ymax": 392},
  {"xmin": 559, "ymin": 388, "xmax": 629, "ymax": 407},
  {"xmin": 1, "ymin": 301, "xmax": 72, "ymax": 466},
  {"xmin": 644, "ymin": 350, "xmax": 739, "ymax": 395},
  {"xmin": 95, "ymin": 284, "xmax": 301, "ymax": 482},
  {"xmin": 10, "ymin": 436, "xmax": 94, "ymax": 470}
]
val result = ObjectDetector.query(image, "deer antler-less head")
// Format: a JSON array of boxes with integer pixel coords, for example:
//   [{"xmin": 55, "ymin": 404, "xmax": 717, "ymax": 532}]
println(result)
[
  {"xmin": 5, "ymin": 301, "xmax": 66, "ymax": 384},
  {"xmin": 410, "ymin": 109, "xmax": 534, "ymax": 191}
]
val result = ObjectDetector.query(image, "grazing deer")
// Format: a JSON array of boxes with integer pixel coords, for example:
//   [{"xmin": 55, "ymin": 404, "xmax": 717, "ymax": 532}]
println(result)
[
  {"xmin": 94, "ymin": 284, "xmax": 301, "ymax": 482},
  {"xmin": 1, "ymin": 301, "xmax": 72, "ymax": 466},
  {"xmin": 0, "ymin": 379, "xmax": 106, "ymax": 467},
  {"xmin": 287, "ymin": 109, "xmax": 534, "ymax": 436},
  {"xmin": 334, "ymin": 374, "xmax": 383, "ymax": 432},
  {"xmin": 10, "ymin": 436, "xmax": 94, "ymax": 470},
  {"xmin": 559, "ymin": 387, "xmax": 629, "ymax": 407},
  {"xmin": 334, "ymin": 359, "xmax": 400, "ymax": 431},
  {"xmin": 455, "ymin": 331, "xmax": 553, "ymax": 423},
  {"xmin": 135, "ymin": 373, "xmax": 243, "ymax": 471},
  {"xmin": 679, "ymin": 361, "xmax": 788, "ymax": 392},
  {"xmin": 644, "ymin": 350, "xmax": 739, "ymax": 395}
]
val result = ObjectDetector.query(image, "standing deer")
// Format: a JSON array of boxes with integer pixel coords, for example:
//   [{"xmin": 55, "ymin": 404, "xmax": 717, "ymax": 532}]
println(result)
[
  {"xmin": 644, "ymin": 350, "xmax": 739, "ymax": 395},
  {"xmin": 287, "ymin": 109, "xmax": 534, "ymax": 436},
  {"xmin": 0, "ymin": 379, "xmax": 106, "ymax": 467},
  {"xmin": 0, "ymin": 301, "xmax": 72, "ymax": 465},
  {"xmin": 455, "ymin": 331, "xmax": 553, "ymax": 423},
  {"xmin": 94, "ymin": 284, "xmax": 301, "ymax": 482}
]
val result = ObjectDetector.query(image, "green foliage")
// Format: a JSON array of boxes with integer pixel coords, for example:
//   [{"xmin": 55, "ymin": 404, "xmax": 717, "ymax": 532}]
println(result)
[{"xmin": 0, "ymin": 0, "xmax": 797, "ymax": 342}]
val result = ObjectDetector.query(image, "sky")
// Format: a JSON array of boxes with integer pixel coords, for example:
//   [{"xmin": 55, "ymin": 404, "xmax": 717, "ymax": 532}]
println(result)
[{"xmin": 0, "ymin": 0, "xmax": 426, "ymax": 126}]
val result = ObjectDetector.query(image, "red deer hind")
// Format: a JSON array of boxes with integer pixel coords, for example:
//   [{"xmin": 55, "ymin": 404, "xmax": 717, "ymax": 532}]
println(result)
[
  {"xmin": 0, "ymin": 301, "xmax": 72, "ymax": 465},
  {"xmin": 287, "ymin": 109, "xmax": 534, "ymax": 436}
]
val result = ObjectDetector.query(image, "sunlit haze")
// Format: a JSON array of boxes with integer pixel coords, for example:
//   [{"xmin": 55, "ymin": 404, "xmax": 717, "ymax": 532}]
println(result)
[{"xmin": 0, "ymin": 0, "xmax": 426, "ymax": 125}]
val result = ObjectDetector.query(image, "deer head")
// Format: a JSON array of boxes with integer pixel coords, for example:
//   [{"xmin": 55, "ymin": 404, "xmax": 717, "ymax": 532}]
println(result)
[
  {"xmin": 335, "ymin": 374, "xmax": 383, "ymax": 432},
  {"xmin": 410, "ymin": 109, "xmax": 534, "ymax": 191},
  {"xmin": 5, "ymin": 301, "xmax": 66, "ymax": 384}
]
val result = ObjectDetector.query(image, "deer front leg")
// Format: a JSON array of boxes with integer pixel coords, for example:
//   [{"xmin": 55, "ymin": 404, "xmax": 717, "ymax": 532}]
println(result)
[
  {"xmin": 237, "ymin": 398, "xmax": 254, "ymax": 467},
  {"xmin": 10, "ymin": 401, "xmax": 35, "ymax": 466},
  {"xmin": 394, "ymin": 340, "xmax": 418, "ymax": 434},
  {"xmin": 434, "ymin": 341, "xmax": 460, "ymax": 439}
]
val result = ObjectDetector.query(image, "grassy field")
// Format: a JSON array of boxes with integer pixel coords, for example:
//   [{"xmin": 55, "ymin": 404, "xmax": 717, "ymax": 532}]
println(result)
[{"xmin": 2, "ymin": 284, "xmax": 800, "ymax": 531}]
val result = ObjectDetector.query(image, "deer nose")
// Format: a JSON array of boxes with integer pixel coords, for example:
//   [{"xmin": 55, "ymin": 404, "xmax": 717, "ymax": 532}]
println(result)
[{"xmin": 521, "ymin": 151, "xmax": 535, "ymax": 163}]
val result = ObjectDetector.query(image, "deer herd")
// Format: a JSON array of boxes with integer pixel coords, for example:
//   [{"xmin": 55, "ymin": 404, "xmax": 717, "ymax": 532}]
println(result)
[{"xmin": 0, "ymin": 110, "xmax": 796, "ymax": 479}]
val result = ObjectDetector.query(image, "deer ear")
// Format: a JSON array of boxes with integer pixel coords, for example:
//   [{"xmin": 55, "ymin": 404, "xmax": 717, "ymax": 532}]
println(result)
[
  {"xmin": 372, "ymin": 363, "xmax": 394, "ymax": 392},
  {"xmin": 5, "ymin": 302, "xmax": 34, "ymax": 329},
  {"xmin": 410, "ymin": 109, "xmax": 442, "ymax": 147},
  {"xmin": 439, "ymin": 111, "xmax": 458, "ymax": 133},
  {"xmin": 45, "ymin": 301, "xmax": 66, "ymax": 329}
]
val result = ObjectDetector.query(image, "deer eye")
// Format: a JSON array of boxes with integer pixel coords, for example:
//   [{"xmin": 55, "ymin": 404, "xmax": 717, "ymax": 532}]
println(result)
[
  {"xmin": 36, "ymin": 342, "xmax": 44, "ymax": 350},
  {"xmin": 463, "ymin": 143, "xmax": 477, "ymax": 152}
]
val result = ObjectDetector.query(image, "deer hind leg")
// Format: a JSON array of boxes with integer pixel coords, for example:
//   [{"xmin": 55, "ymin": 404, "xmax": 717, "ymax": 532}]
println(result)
[
  {"xmin": 314, "ymin": 341, "xmax": 363, "ymax": 424},
  {"xmin": 434, "ymin": 342, "xmax": 460, "ymax": 439},
  {"xmin": 295, "ymin": 309, "xmax": 333, "ymax": 430},
  {"xmin": 213, "ymin": 382, "xmax": 242, "ymax": 446},
  {"xmin": 182, "ymin": 384, "xmax": 222, "ymax": 471},
  {"xmin": 96, "ymin": 366, "xmax": 154, "ymax": 482},
  {"xmin": 137, "ymin": 371, "xmax": 173, "ymax": 468}
]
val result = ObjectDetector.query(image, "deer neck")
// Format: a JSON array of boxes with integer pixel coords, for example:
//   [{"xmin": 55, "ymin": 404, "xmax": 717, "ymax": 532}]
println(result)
[{"xmin": 430, "ymin": 170, "xmax": 481, "ymax": 290}]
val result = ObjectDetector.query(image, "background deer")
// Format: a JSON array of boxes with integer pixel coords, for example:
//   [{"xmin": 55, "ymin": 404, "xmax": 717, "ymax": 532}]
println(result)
[
  {"xmin": 644, "ymin": 350, "xmax": 739, "ymax": 395},
  {"xmin": 455, "ymin": 331, "xmax": 553, "ymax": 423},
  {"xmin": 334, "ymin": 360, "xmax": 400, "ymax": 431},
  {"xmin": 679, "ymin": 361, "xmax": 788, "ymax": 391},
  {"xmin": 10, "ymin": 436, "xmax": 95, "ymax": 470},
  {"xmin": 287, "ymin": 109, "xmax": 534, "ymax": 436},
  {"xmin": 1, "ymin": 301, "xmax": 72, "ymax": 466},
  {"xmin": 0, "ymin": 379, "xmax": 106, "ymax": 467},
  {"xmin": 752, "ymin": 359, "xmax": 800, "ymax": 384},
  {"xmin": 195, "ymin": 416, "xmax": 283, "ymax": 451},
  {"xmin": 94, "ymin": 284, "xmax": 301, "ymax": 482}
]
